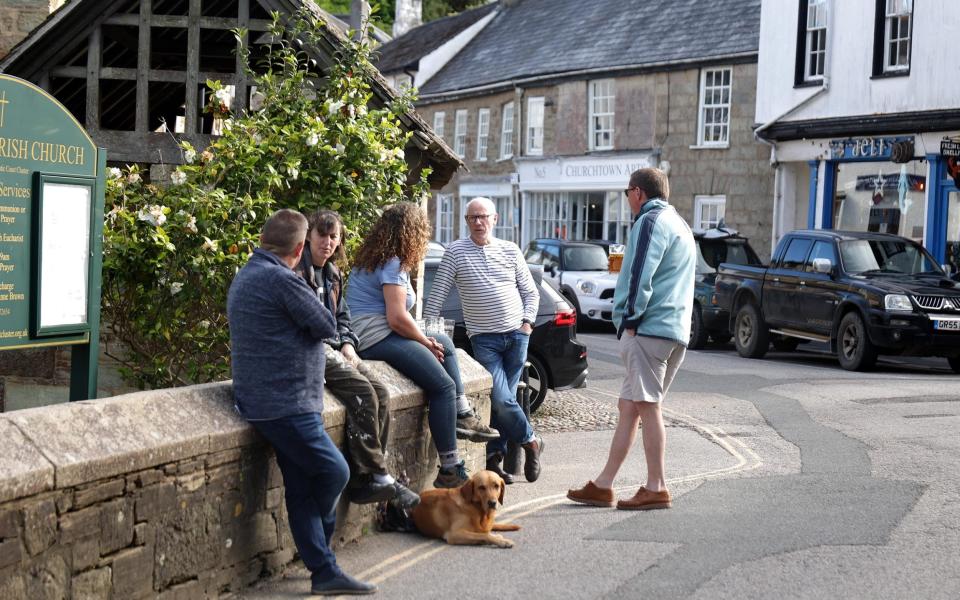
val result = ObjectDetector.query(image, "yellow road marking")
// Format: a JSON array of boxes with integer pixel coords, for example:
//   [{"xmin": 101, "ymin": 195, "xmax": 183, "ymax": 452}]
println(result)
[{"xmin": 340, "ymin": 391, "xmax": 764, "ymax": 593}]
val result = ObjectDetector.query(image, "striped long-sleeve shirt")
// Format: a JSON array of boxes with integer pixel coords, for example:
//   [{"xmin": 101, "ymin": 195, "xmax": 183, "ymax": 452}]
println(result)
[{"xmin": 423, "ymin": 237, "xmax": 539, "ymax": 336}]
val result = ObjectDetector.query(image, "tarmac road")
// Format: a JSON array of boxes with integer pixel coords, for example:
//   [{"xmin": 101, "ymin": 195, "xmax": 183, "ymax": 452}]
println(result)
[{"xmin": 242, "ymin": 329, "xmax": 960, "ymax": 599}]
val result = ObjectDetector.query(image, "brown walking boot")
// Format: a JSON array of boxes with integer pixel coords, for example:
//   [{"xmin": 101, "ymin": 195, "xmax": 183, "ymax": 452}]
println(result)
[
  {"xmin": 566, "ymin": 481, "xmax": 615, "ymax": 507},
  {"xmin": 616, "ymin": 487, "xmax": 672, "ymax": 511}
]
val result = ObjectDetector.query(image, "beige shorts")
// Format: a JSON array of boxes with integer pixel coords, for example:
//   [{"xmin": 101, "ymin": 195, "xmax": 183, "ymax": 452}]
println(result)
[{"xmin": 619, "ymin": 334, "xmax": 686, "ymax": 403}]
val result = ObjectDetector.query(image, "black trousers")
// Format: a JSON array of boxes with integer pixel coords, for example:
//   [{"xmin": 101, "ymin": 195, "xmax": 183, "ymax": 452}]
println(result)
[{"xmin": 324, "ymin": 345, "xmax": 391, "ymax": 477}]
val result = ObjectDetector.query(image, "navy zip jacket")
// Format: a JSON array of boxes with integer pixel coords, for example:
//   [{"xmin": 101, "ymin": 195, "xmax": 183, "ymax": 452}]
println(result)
[{"xmin": 227, "ymin": 248, "xmax": 337, "ymax": 420}]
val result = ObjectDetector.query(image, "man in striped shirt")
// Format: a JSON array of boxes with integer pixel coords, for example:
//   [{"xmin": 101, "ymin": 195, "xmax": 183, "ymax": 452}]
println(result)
[{"xmin": 424, "ymin": 197, "xmax": 545, "ymax": 484}]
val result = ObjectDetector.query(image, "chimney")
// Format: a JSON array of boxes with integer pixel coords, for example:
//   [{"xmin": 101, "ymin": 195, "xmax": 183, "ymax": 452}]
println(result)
[
  {"xmin": 393, "ymin": 0, "xmax": 422, "ymax": 38},
  {"xmin": 350, "ymin": 0, "xmax": 371, "ymax": 41}
]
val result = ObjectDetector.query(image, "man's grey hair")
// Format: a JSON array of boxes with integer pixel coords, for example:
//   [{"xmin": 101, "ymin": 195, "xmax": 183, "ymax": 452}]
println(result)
[
  {"xmin": 261, "ymin": 209, "xmax": 307, "ymax": 257},
  {"xmin": 466, "ymin": 196, "xmax": 497, "ymax": 215}
]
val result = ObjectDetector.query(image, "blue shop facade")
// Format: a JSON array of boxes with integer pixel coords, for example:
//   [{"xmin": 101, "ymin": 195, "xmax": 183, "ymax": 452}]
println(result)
[{"xmin": 768, "ymin": 127, "xmax": 960, "ymax": 274}]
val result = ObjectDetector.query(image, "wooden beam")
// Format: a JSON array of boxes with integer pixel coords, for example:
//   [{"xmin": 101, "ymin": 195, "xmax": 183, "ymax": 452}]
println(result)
[
  {"xmin": 105, "ymin": 14, "xmax": 271, "ymax": 31},
  {"xmin": 136, "ymin": 0, "xmax": 152, "ymax": 133},
  {"xmin": 234, "ymin": 0, "xmax": 250, "ymax": 113},
  {"xmin": 185, "ymin": 0, "xmax": 201, "ymax": 134},
  {"xmin": 86, "ymin": 26, "xmax": 101, "ymax": 130},
  {"xmin": 52, "ymin": 66, "xmax": 242, "ymax": 85},
  {"xmin": 92, "ymin": 130, "xmax": 216, "ymax": 164}
]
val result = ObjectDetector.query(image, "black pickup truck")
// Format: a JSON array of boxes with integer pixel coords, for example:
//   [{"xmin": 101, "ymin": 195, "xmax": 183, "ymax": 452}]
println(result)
[{"xmin": 714, "ymin": 230, "xmax": 960, "ymax": 372}]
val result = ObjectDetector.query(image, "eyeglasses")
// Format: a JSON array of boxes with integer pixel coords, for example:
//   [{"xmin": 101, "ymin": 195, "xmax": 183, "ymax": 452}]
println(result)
[
  {"xmin": 623, "ymin": 187, "xmax": 637, "ymax": 197},
  {"xmin": 465, "ymin": 214, "xmax": 493, "ymax": 222}
]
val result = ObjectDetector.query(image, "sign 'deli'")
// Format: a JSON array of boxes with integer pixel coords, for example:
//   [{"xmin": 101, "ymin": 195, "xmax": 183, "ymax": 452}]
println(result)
[{"xmin": 0, "ymin": 75, "xmax": 106, "ymax": 401}]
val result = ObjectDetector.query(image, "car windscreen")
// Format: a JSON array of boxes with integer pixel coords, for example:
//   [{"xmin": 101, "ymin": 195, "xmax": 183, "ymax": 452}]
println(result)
[
  {"xmin": 562, "ymin": 245, "xmax": 608, "ymax": 271},
  {"xmin": 697, "ymin": 238, "xmax": 762, "ymax": 272},
  {"xmin": 839, "ymin": 239, "xmax": 944, "ymax": 275}
]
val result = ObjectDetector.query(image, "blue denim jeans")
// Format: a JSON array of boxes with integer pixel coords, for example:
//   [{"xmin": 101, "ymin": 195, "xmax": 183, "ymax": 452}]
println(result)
[
  {"xmin": 250, "ymin": 412, "xmax": 349, "ymax": 582},
  {"xmin": 469, "ymin": 330, "xmax": 535, "ymax": 457},
  {"xmin": 359, "ymin": 332, "xmax": 460, "ymax": 455}
]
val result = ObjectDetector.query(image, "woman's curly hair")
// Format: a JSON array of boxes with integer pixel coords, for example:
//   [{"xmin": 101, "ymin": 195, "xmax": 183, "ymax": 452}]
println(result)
[{"xmin": 352, "ymin": 202, "xmax": 431, "ymax": 272}]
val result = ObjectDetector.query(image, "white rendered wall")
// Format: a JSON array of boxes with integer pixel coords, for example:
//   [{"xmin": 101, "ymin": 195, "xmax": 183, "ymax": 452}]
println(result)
[
  {"xmin": 415, "ymin": 10, "xmax": 498, "ymax": 88},
  {"xmin": 756, "ymin": 0, "xmax": 960, "ymax": 124}
]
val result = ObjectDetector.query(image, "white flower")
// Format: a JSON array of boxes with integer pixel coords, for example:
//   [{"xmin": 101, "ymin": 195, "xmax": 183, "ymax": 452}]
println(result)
[
  {"xmin": 136, "ymin": 205, "xmax": 166, "ymax": 227},
  {"xmin": 199, "ymin": 319, "xmax": 211, "ymax": 329},
  {"xmin": 185, "ymin": 215, "xmax": 198, "ymax": 234},
  {"xmin": 328, "ymin": 100, "xmax": 344, "ymax": 115},
  {"xmin": 170, "ymin": 282, "xmax": 183, "ymax": 295},
  {"xmin": 108, "ymin": 167, "xmax": 122, "ymax": 179},
  {"xmin": 253, "ymin": 133, "xmax": 263, "ymax": 145},
  {"xmin": 288, "ymin": 167, "xmax": 299, "ymax": 180},
  {"xmin": 306, "ymin": 133, "xmax": 320, "ymax": 147},
  {"xmin": 335, "ymin": 143, "xmax": 345, "ymax": 154},
  {"xmin": 356, "ymin": 105, "xmax": 367, "ymax": 117},
  {"xmin": 127, "ymin": 172, "xmax": 142, "ymax": 184},
  {"xmin": 393, "ymin": 148, "xmax": 405, "ymax": 160},
  {"xmin": 346, "ymin": 105, "xmax": 355, "ymax": 118},
  {"xmin": 170, "ymin": 169, "xmax": 187, "ymax": 185},
  {"xmin": 202, "ymin": 237, "xmax": 219, "ymax": 252},
  {"xmin": 183, "ymin": 149, "xmax": 197, "ymax": 164},
  {"xmin": 213, "ymin": 88, "xmax": 232, "ymax": 105}
]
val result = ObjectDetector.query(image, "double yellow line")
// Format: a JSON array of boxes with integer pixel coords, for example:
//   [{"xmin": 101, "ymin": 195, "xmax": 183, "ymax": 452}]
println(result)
[{"xmin": 348, "ymin": 391, "xmax": 763, "ymax": 589}]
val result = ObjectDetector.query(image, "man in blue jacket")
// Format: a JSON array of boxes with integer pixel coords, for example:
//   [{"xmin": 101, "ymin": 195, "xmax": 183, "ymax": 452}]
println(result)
[
  {"xmin": 227, "ymin": 209, "xmax": 375, "ymax": 596},
  {"xmin": 567, "ymin": 168, "xmax": 695, "ymax": 511}
]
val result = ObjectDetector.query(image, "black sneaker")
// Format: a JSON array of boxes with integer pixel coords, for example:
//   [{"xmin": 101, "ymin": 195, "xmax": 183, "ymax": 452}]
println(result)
[
  {"xmin": 393, "ymin": 482, "xmax": 420, "ymax": 509},
  {"xmin": 347, "ymin": 475, "xmax": 397, "ymax": 504},
  {"xmin": 456, "ymin": 411, "xmax": 501, "ymax": 442},
  {"xmin": 433, "ymin": 461, "xmax": 469, "ymax": 489},
  {"xmin": 311, "ymin": 572, "xmax": 377, "ymax": 595},
  {"xmin": 485, "ymin": 453, "xmax": 514, "ymax": 485}
]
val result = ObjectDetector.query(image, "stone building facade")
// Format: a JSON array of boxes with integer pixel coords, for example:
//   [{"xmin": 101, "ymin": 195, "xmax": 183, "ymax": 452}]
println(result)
[
  {"xmin": 0, "ymin": 0, "xmax": 62, "ymax": 59},
  {"xmin": 421, "ymin": 61, "xmax": 773, "ymax": 258},
  {"xmin": 379, "ymin": 0, "xmax": 774, "ymax": 258}
]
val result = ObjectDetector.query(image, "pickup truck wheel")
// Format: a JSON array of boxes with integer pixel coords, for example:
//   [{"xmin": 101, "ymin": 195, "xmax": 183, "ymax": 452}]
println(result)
[
  {"xmin": 734, "ymin": 303, "xmax": 769, "ymax": 359},
  {"xmin": 947, "ymin": 356, "xmax": 960, "ymax": 374},
  {"xmin": 772, "ymin": 336, "xmax": 801, "ymax": 352},
  {"xmin": 837, "ymin": 312, "xmax": 878, "ymax": 371},
  {"xmin": 688, "ymin": 304, "xmax": 709, "ymax": 349}
]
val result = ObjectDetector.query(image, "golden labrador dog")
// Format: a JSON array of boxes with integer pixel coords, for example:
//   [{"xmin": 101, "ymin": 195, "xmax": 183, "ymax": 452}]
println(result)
[{"xmin": 411, "ymin": 470, "xmax": 520, "ymax": 548}]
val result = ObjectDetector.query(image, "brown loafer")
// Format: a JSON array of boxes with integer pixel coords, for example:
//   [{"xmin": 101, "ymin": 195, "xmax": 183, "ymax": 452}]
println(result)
[
  {"xmin": 616, "ymin": 487, "xmax": 672, "ymax": 510},
  {"xmin": 567, "ymin": 481, "xmax": 615, "ymax": 507}
]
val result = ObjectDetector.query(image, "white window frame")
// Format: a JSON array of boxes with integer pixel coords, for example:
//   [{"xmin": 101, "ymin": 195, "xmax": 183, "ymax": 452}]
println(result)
[
  {"xmin": 453, "ymin": 109, "xmax": 467, "ymax": 158},
  {"xmin": 476, "ymin": 108, "xmax": 490, "ymax": 161},
  {"xmin": 432, "ymin": 111, "xmax": 445, "ymax": 139},
  {"xmin": 804, "ymin": 0, "xmax": 828, "ymax": 82},
  {"xmin": 694, "ymin": 195, "xmax": 726, "ymax": 230},
  {"xmin": 696, "ymin": 67, "xmax": 732, "ymax": 148},
  {"xmin": 526, "ymin": 96, "xmax": 544, "ymax": 156},
  {"xmin": 392, "ymin": 73, "xmax": 412, "ymax": 91},
  {"xmin": 883, "ymin": 0, "xmax": 912, "ymax": 72},
  {"xmin": 435, "ymin": 193, "xmax": 455, "ymax": 244},
  {"xmin": 500, "ymin": 101, "xmax": 514, "ymax": 159},
  {"xmin": 588, "ymin": 79, "xmax": 615, "ymax": 151}
]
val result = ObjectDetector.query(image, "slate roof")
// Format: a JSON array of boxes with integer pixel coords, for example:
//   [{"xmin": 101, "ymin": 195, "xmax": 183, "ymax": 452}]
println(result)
[
  {"xmin": 373, "ymin": 1, "xmax": 498, "ymax": 74},
  {"xmin": 419, "ymin": 0, "xmax": 761, "ymax": 97}
]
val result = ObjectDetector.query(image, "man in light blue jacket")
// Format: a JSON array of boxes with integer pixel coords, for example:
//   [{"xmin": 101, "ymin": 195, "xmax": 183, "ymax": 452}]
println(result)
[{"xmin": 567, "ymin": 167, "xmax": 695, "ymax": 512}]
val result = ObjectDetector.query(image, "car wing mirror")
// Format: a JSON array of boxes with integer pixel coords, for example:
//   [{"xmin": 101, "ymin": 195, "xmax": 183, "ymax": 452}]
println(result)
[{"xmin": 812, "ymin": 258, "xmax": 833, "ymax": 275}]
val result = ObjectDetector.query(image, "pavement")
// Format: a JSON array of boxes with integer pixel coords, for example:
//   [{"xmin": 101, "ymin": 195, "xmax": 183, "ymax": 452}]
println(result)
[{"xmin": 238, "ymin": 329, "xmax": 960, "ymax": 599}]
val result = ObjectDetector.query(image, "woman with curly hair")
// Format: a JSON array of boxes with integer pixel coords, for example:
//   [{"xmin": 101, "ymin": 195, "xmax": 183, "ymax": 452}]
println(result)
[{"xmin": 346, "ymin": 203, "xmax": 498, "ymax": 489}]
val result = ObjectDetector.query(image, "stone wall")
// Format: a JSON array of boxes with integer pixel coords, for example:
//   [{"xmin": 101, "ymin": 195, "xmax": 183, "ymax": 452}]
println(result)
[
  {"xmin": 0, "ymin": 0, "xmax": 63, "ymax": 60},
  {"xmin": 0, "ymin": 352, "xmax": 492, "ymax": 598}
]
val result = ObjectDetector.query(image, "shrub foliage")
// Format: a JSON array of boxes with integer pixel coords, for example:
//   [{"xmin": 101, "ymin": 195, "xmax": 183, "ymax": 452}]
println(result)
[{"xmin": 102, "ymin": 11, "xmax": 429, "ymax": 388}]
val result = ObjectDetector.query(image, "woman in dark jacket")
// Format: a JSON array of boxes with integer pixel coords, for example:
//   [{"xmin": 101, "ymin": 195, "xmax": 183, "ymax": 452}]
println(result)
[{"xmin": 297, "ymin": 209, "xmax": 418, "ymax": 508}]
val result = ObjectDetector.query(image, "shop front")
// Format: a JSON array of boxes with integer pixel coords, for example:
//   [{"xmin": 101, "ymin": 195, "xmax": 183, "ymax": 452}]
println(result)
[
  {"xmin": 791, "ymin": 133, "xmax": 960, "ymax": 273},
  {"xmin": 516, "ymin": 153, "xmax": 656, "ymax": 249}
]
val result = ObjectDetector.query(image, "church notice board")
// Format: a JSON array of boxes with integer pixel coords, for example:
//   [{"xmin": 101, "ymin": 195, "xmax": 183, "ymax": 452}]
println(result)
[{"xmin": 0, "ymin": 74, "xmax": 106, "ymax": 400}]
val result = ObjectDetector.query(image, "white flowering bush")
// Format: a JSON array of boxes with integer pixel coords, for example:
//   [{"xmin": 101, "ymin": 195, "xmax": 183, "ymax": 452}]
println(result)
[{"xmin": 102, "ymin": 11, "xmax": 430, "ymax": 388}]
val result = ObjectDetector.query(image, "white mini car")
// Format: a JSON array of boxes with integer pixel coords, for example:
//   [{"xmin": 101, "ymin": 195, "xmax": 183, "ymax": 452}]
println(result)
[{"xmin": 524, "ymin": 239, "xmax": 620, "ymax": 323}]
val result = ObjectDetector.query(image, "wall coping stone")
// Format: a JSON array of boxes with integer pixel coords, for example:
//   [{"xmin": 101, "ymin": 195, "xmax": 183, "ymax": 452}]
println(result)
[{"xmin": 0, "ymin": 349, "xmax": 491, "ymax": 502}]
